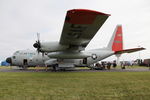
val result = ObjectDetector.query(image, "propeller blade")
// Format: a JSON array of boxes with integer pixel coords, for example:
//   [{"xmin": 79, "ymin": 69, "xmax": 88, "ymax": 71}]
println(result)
[
  {"xmin": 37, "ymin": 32, "xmax": 40, "ymax": 42},
  {"xmin": 33, "ymin": 32, "xmax": 41, "ymax": 54}
]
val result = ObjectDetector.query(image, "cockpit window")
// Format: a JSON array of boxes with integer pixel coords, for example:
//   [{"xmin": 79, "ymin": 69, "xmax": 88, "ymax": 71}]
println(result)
[
  {"xmin": 14, "ymin": 51, "xmax": 19, "ymax": 55},
  {"xmin": 13, "ymin": 56, "xmax": 16, "ymax": 59}
]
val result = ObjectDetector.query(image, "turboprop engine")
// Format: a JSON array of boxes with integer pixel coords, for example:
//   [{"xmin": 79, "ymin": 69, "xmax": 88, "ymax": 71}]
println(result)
[
  {"xmin": 33, "ymin": 41, "xmax": 69, "ymax": 52},
  {"xmin": 33, "ymin": 33, "xmax": 69, "ymax": 53}
]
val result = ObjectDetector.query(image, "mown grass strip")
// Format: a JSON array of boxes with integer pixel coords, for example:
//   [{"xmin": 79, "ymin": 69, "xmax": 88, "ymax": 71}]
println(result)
[{"xmin": 0, "ymin": 72, "xmax": 150, "ymax": 100}]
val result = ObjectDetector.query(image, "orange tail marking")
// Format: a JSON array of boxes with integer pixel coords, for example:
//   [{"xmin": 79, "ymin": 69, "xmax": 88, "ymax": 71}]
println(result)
[{"xmin": 112, "ymin": 25, "xmax": 123, "ymax": 51}]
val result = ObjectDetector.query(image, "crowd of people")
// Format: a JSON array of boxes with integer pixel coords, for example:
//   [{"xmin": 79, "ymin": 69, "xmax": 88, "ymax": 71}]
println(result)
[
  {"xmin": 94, "ymin": 60, "xmax": 117, "ymax": 70},
  {"xmin": 94, "ymin": 60, "xmax": 135, "ymax": 70}
]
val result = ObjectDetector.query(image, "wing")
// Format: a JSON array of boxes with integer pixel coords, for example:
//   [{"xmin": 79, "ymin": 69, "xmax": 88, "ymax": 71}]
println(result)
[
  {"xmin": 59, "ymin": 9, "xmax": 110, "ymax": 50},
  {"xmin": 115, "ymin": 47, "xmax": 145, "ymax": 54}
]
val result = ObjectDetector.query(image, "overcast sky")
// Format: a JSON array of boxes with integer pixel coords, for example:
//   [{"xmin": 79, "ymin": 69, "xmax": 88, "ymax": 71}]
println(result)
[{"xmin": 0, "ymin": 0, "xmax": 150, "ymax": 61}]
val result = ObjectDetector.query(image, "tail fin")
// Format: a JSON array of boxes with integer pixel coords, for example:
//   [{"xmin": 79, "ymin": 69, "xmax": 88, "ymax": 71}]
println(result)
[{"xmin": 107, "ymin": 25, "xmax": 123, "ymax": 51}]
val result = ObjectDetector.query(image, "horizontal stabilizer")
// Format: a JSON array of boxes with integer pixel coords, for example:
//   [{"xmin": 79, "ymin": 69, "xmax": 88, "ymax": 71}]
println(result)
[{"xmin": 115, "ymin": 47, "xmax": 145, "ymax": 54}]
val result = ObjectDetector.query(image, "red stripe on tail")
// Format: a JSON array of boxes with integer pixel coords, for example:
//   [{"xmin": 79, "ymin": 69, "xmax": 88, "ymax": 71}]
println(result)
[{"xmin": 112, "ymin": 25, "xmax": 123, "ymax": 51}]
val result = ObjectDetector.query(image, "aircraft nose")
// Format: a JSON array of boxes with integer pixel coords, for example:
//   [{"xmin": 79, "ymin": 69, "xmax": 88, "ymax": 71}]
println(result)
[{"xmin": 6, "ymin": 57, "xmax": 12, "ymax": 64}]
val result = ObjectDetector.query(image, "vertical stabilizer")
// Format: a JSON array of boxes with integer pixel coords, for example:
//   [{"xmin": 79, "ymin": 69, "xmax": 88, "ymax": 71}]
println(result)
[{"xmin": 107, "ymin": 25, "xmax": 123, "ymax": 51}]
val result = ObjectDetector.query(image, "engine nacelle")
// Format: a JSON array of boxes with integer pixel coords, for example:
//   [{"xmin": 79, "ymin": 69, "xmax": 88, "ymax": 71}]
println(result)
[
  {"xmin": 45, "ymin": 59, "xmax": 57, "ymax": 65},
  {"xmin": 48, "ymin": 52, "xmax": 92, "ymax": 59},
  {"xmin": 40, "ymin": 42, "xmax": 69, "ymax": 52}
]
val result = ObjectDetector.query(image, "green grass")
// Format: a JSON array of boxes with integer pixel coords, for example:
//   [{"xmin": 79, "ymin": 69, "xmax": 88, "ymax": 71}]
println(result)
[
  {"xmin": 0, "ymin": 72, "xmax": 150, "ymax": 100},
  {"xmin": 113, "ymin": 65, "xmax": 149, "ymax": 70}
]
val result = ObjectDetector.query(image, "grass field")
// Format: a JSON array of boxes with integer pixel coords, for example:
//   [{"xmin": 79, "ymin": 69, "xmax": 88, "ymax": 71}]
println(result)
[{"xmin": 0, "ymin": 71, "xmax": 150, "ymax": 100}]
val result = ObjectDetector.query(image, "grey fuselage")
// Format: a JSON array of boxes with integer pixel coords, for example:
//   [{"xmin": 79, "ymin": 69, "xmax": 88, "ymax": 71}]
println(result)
[
  {"xmin": 6, "ymin": 50, "xmax": 49, "ymax": 67},
  {"xmin": 6, "ymin": 48, "xmax": 115, "ymax": 68}
]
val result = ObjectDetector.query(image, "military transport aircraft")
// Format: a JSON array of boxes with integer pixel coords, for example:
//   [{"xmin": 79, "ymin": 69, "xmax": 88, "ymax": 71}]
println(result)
[
  {"xmin": 6, "ymin": 24, "xmax": 144, "ymax": 70},
  {"xmin": 30, "ymin": 9, "xmax": 145, "ymax": 70}
]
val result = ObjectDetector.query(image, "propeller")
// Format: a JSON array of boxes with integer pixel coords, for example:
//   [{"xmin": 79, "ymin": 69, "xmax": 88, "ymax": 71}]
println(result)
[
  {"xmin": 33, "ymin": 33, "xmax": 46, "ymax": 57},
  {"xmin": 33, "ymin": 33, "xmax": 41, "ymax": 54}
]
